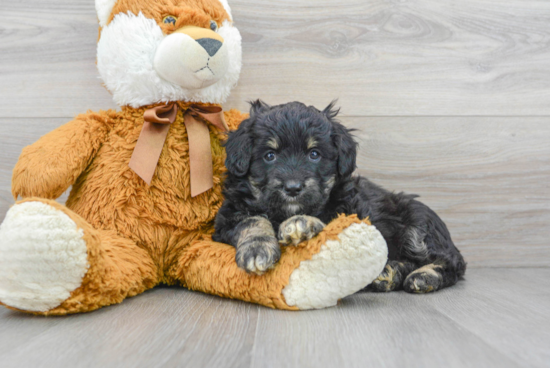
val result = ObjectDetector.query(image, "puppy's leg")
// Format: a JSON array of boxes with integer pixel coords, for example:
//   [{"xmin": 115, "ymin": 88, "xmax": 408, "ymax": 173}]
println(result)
[
  {"xmin": 278, "ymin": 215, "xmax": 326, "ymax": 246},
  {"xmin": 403, "ymin": 259, "xmax": 466, "ymax": 293},
  {"xmin": 361, "ymin": 184, "xmax": 466, "ymax": 293},
  {"xmin": 403, "ymin": 263, "xmax": 445, "ymax": 293},
  {"xmin": 399, "ymin": 221, "xmax": 466, "ymax": 294},
  {"xmin": 369, "ymin": 260, "xmax": 417, "ymax": 292},
  {"xmin": 397, "ymin": 204, "xmax": 466, "ymax": 293},
  {"xmin": 234, "ymin": 216, "xmax": 280, "ymax": 275}
]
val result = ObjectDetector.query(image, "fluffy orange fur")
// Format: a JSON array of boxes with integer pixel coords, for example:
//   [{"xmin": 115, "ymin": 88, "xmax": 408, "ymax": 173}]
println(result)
[
  {"xmin": 5, "ymin": 0, "xmax": 367, "ymax": 315},
  {"xmin": 108, "ymin": 0, "xmax": 231, "ymax": 31},
  {"xmin": 10, "ymin": 100, "xmax": 367, "ymax": 315}
]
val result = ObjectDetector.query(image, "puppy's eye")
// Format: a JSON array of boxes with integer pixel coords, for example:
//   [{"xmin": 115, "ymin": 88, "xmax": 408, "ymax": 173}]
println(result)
[
  {"xmin": 264, "ymin": 151, "xmax": 277, "ymax": 163},
  {"xmin": 309, "ymin": 150, "xmax": 321, "ymax": 161},
  {"xmin": 163, "ymin": 16, "xmax": 178, "ymax": 25},
  {"xmin": 210, "ymin": 20, "xmax": 218, "ymax": 31}
]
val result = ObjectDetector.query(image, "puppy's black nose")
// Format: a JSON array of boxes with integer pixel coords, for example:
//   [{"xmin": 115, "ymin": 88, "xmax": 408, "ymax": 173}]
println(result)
[
  {"xmin": 196, "ymin": 38, "xmax": 222, "ymax": 57},
  {"xmin": 284, "ymin": 181, "xmax": 303, "ymax": 197}
]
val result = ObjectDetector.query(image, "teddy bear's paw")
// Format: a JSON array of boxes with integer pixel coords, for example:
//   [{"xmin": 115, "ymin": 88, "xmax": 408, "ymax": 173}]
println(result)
[
  {"xmin": 0, "ymin": 201, "xmax": 89, "ymax": 312},
  {"xmin": 278, "ymin": 215, "xmax": 325, "ymax": 246},
  {"xmin": 282, "ymin": 223, "xmax": 387, "ymax": 310}
]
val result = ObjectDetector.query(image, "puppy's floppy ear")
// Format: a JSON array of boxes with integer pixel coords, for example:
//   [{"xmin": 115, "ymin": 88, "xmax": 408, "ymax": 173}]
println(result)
[
  {"xmin": 326, "ymin": 102, "xmax": 357, "ymax": 177},
  {"xmin": 249, "ymin": 99, "xmax": 270, "ymax": 117},
  {"xmin": 224, "ymin": 118, "xmax": 254, "ymax": 177}
]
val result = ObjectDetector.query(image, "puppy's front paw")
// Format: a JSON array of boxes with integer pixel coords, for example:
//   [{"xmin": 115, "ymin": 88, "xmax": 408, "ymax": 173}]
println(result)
[
  {"xmin": 278, "ymin": 215, "xmax": 326, "ymax": 246},
  {"xmin": 236, "ymin": 236, "xmax": 281, "ymax": 275}
]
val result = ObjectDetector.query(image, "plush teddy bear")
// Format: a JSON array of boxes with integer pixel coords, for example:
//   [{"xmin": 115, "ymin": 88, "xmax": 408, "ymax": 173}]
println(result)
[{"xmin": 0, "ymin": 0, "xmax": 387, "ymax": 315}]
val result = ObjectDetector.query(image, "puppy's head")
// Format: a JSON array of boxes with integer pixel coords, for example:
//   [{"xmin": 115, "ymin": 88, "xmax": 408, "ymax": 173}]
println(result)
[{"xmin": 225, "ymin": 100, "xmax": 357, "ymax": 218}]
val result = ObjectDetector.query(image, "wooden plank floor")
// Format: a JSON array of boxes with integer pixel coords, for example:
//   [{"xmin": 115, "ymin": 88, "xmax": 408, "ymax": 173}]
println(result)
[{"xmin": 0, "ymin": 268, "xmax": 548, "ymax": 368}]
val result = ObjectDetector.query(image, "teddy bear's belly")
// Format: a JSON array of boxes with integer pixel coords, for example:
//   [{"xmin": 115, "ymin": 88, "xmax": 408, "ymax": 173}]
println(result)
[{"xmin": 65, "ymin": 125, "xmax": 227, "ymax": 237}]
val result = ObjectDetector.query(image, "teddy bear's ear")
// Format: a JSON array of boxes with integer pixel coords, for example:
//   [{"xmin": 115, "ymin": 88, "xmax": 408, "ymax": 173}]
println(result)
[{"xmin": 96, "ymin": 0, "xmax": 118, "ymax": 27}]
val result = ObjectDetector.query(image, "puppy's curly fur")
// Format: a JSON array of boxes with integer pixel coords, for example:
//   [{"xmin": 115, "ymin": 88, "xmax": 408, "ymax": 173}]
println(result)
[{"xmin": 213, "ymin": 100, "xmax": 466, "ymax": 292}]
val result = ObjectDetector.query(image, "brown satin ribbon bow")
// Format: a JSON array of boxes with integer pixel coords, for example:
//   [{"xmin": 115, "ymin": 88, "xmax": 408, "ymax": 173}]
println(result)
[{"xmin": 129, "ymin": 103, "xmax": 229, "ymax": 197}]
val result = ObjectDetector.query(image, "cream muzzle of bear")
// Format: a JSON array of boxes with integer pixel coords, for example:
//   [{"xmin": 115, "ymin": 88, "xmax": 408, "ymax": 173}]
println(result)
[{"xmin": 154, "ymin": 25, "xmax": 229, "ymax": 90}]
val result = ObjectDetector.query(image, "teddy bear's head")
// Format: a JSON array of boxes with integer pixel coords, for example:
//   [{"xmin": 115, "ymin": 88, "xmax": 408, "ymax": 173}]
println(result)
[{"xmin": 95, "ymin": 0, "xmax": 242, "ymax": 107}]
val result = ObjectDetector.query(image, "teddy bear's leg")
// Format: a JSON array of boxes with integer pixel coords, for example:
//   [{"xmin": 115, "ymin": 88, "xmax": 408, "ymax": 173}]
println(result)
[
  {"xmin": 175, "ymin": 215, "xmax": 387, "ymax": 310},
  {"xmin": 0, "ymin": 198, "xmax": 158, "ymax": 315}
]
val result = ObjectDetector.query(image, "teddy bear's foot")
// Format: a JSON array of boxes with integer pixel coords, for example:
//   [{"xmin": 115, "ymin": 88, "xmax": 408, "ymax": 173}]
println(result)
[
  {"xmin": 282, "ymin": 222, "xmax": 387, "ymax": 309},
  {"xmin": 177, "ymin": 215, "xmax": 388, "ymax": 310},
  {"xmin": 0, "ymin": 201, "xmax": 89, "ymax": 312},
  {"xmin": 178, "ymin": 215, "xmax": 387, "ymax": 311},
  {"xmin": 0, "ymin": 199, "xmax": 158, "ymax": 315}
]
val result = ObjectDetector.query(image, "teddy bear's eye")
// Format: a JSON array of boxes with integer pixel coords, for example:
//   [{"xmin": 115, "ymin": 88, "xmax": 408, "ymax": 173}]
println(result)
[
  {"xmin": 163, "ymin": 16, "xmax": 177, "ymax": 25},
  {"xmin": 210, "ymin": 20, "xmax": 218, "ymax": 31}
]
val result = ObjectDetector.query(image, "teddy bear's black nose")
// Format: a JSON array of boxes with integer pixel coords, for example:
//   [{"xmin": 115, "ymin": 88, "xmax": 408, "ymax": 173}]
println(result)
[{"xmin": 196, "ymin": 38, "xmax": 222, "ymax": 57}]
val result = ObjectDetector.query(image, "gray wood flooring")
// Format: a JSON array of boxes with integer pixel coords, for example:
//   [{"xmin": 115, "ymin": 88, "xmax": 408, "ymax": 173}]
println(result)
[{"xmin": 0, "ymin": 269, "xmax": 548, "ymax": 368}]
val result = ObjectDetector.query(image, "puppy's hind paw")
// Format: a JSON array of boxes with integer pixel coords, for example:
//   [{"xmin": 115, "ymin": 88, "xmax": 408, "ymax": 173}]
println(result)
[
  {"xmin": 403, "ymin": 264, "xmax": 443, "ymax": 294},
  {"xmin": 370, "ymin": 264, "xmax": 399, "ymax": 292},
  {"xmin": 236, "ymin": 236, "xmax": 281, "ymax": 275},
  {"xmin": 278, "ymin": 215, "xmax": 325, "ymax": 246}
]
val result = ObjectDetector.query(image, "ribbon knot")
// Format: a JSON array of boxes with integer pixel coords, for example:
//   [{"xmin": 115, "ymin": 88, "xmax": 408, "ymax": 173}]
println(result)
[{"xmin": 128, "ymin": 102, "xmax": 228, "ymax": 197}]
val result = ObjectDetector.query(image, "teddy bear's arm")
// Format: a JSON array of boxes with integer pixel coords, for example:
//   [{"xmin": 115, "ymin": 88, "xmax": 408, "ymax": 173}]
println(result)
[{"xmin": 12, "ymin": 111, "xmax": 113, "ymax": 200}]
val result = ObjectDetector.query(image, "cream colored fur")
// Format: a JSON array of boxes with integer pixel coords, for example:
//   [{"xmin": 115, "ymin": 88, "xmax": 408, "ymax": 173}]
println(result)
[
  {"xmin": 283, "ymin": 223, "xmax": 387, "ymax": 309},
  {"xmin": 96, "ymin": 0, "xmax": 118, "ymax": 27},
  {"xmin": 0, "ymin": 202, "xmax": 89, "ymax": 312},
  {"xmin": 153, "ymin": 32, "xmax": 229, "ymax": 89}
]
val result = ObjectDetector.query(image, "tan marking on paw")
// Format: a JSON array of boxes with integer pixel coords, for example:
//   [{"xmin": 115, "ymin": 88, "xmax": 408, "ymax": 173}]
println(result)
[
  {"xmin": 236, "ymin": 236, "xmax": 280, "ymax": 275},
  {"xmin": 278, "ymin": 215, "xmax": 325, "ymax": 246},
  {"xmin": 372, "ymin": 264, "xmax": 397, "ymax": 291},
  {"xmin": 410, "ymin": 279, "xmax": 434, "ymax": 293},
  {"xmin": 239, "ymin": 216, "xmax": 275, "ymax": 240},
  {"xmin": 410, "ymin": 264, "xmax": 443, "ymax": 278},
  {"xmin": 236, "ymin": 217, "xmax": 279, "ymax": 275},
  {"xmin": 405, "ymin": 264, "xmax": 443, "ymax": 293},
  {"xmin": 377, "ymin": 264, "xmax": 396, "ymax": 283}
]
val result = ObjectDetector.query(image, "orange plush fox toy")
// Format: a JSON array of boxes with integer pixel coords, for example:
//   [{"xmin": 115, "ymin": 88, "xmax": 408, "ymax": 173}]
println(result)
[{"xmin": 0, "ymin": 0, "xmax": 387, "ymax": 315}]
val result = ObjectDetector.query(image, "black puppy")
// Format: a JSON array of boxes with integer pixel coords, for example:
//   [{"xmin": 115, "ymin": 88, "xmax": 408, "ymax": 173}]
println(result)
[{"xmin": 213, "ymin": 100, "xmax": 466, "ymax": 293}]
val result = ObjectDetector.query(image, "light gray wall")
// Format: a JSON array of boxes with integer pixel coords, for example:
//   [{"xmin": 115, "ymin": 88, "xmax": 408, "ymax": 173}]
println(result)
[{"xmin": 1, "ymin": 0, "xmax": 549, "ymax": 267}]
